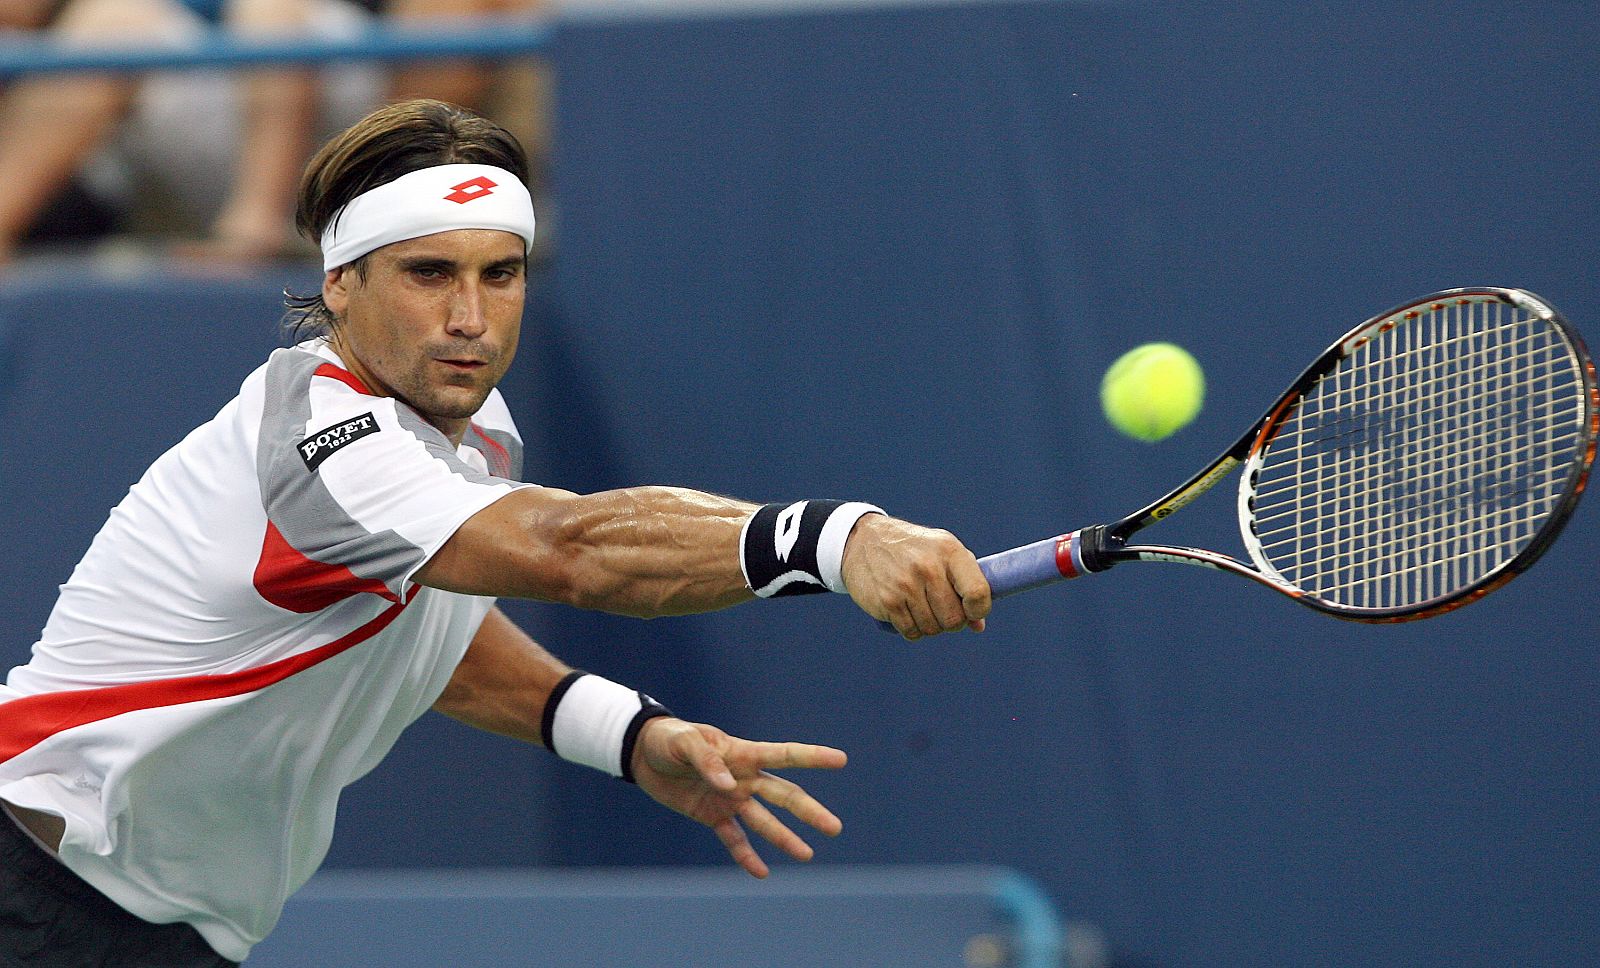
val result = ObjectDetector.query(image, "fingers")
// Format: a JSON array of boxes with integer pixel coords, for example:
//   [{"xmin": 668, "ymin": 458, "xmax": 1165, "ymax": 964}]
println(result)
[
  {"xmin": 689, "ymin": 738, "xmax": 738, "ymax": 792},
  {"xmin": 737, "ymin": 740, "xmax": 848, "ymax": 772},
  {"xmin": 712, "ymin": 816, "xmax": 769, "ymax": 879},
  {"xmin": 883, "ymin": 600, "xmax": 921, "ymax": 640},
  {"xmin": 865, "ymin": 524, "xmax": 991, "ymax": 640},
  {"xmin": 663, "ymin": 727, "xmax": 849, "ymax": 878},
  {"xmin": 715, "ymin": 776, "xmax": 843, "ymax": 878},
  {"xmin": 886, "ymin": 579, "xmax": 971, "ymax": 640},
  {"xmin": 893, "ymin": 579, "xmax": 984, "ymax": 640},
  {"xmin": 682, "ymin": 732, "xmax": 846, "ymax": 786},
  {"xmin": 949, "ymin": 551, "xmax": 992, "ymax": 628},
  {"xmin": 751, "ymin": 770, "xmax": 843, "ymax": 838},
  {"xmin": 740, "ymin": 798, "xmax": 815, "ymax": 862},
  {"xmin": 667, "ymin": 721, "xmax": 791, "ymax": 793},
  {"xmin": 919, "ymin": 580, "xmax": 971, "ymax": 637},
  {"xmin": 729, "ymin": 743, "xmax": 846, "ymax": 836}
]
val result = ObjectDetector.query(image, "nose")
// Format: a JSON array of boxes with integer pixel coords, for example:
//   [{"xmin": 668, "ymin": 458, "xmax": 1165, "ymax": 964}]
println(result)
[{"xmin": 446, "ymin": 280, "xmax": 489, "ymax": 339}]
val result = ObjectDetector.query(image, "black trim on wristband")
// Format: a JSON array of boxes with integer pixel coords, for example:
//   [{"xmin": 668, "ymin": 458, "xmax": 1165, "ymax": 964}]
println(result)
[
  {"xmin": 742, "ymin": 499, "xmax": 849, "ymax": 598},
  {"xmin": 618, "ymin": 695, "xmax": 674, "ymax": 784},
  {"xmin": 540, "ymin": 670, "xmax": 587, "ymax": 752}
]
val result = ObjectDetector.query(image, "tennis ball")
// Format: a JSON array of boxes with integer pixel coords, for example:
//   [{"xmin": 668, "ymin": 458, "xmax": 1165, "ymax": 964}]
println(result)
[{"xmin": 1100, "ymin": 342, "xmax": 1205, "ymax": 442}]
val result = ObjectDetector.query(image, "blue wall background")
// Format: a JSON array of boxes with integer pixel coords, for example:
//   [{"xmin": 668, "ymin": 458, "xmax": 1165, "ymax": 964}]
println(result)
[{"xmin": 1, "ymin": 1, "xmax": 1597, "ymax": 965}]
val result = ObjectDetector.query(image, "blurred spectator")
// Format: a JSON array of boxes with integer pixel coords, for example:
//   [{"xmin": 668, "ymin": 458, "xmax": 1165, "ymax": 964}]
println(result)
[
  {"xmin": 0, "ymin": 0, "xmax": 549, "ymax": 268},
  {"xmin": 0, "ymin": 0, "xmax": 383, "ymax": 265},
  {"xmin": 195, "ymin": 0, "xmax": 551, "ymax": 264},
  {"xmin": 192, "ymin": 0, "xmax": 384, "ymax": 262},
  {"xmin": 387, "ymin": 0, "xmax": 553, "ymax": 201}
]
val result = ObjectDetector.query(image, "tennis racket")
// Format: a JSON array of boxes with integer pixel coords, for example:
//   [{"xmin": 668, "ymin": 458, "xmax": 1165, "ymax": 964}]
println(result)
[{"xmin": 974, "ymin": 287, "xmax": 1598, "ymax": 623}]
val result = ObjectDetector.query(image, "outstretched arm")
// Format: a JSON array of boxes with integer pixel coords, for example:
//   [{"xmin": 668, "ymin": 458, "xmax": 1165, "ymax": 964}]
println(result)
[
  {"xmin": 434, "ymin": 606, "xmax": 848, "ymax": 876},
  {"xmin": 413, "ymin": 486, "xmax": 992, "ymax": 639}
]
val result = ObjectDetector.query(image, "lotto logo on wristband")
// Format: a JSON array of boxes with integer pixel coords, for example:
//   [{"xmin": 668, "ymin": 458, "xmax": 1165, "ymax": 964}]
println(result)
[
  {"xmin": 774, "ymin": 503, "xmax": 805, "ymax": 562},
  {"xmin": 745, "ymin": 501, "xmax": 830, "ymax": 597},
  {"xmin": 741, "ymin": 500, "xmax": 882, "ymax": 598}
]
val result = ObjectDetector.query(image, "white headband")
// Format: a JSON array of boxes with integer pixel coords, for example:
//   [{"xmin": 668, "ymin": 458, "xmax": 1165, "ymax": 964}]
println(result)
[{"xmin": 319, "ymin": 163, "xmax": 536, "ymax": 270}]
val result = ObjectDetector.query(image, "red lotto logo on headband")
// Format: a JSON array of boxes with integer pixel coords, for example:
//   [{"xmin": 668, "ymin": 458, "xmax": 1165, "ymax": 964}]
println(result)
[{"xmin": 443, "ymin": 176, "xmax": 497, "ymax": 204}]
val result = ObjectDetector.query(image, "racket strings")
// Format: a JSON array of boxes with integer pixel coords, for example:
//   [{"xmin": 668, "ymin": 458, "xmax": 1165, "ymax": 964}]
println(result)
[
  {"xmin": 1248, "ymin": 297, "xmax": 1587, "ymax": 609},
  {"xmin": 1327, "ymin": 302, "xmax": 1566, "ymax": 604},
  {"xmin": 1255, "ymin": 471, "xmax": 1568, "ymax": 581},
  {"xmin": 1248, "ymin": 352, "xmax": 1584, "ymax": 462},
  {"xmin": 1252, "ymin": 458, "xmax": 1572, "ymax": 546},
  {"xmin": 1315, "ymin": 302, "xmax": 1568, "ymax": 604},
  {"xmin": 1251, "ymin": 417, "xmax": 1586, "ymax": 517}
]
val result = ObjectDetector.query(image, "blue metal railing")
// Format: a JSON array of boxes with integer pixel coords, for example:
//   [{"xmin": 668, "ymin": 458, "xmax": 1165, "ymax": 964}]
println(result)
[{"xmin": 0, "ymin": 17, "xmax": 552, "ymax": 77}]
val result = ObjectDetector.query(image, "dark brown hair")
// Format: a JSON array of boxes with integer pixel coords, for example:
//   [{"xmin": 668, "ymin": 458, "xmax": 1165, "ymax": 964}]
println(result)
[{"xmin": 283, "ymin": 99, "xmax": 530, "ymax": 338}]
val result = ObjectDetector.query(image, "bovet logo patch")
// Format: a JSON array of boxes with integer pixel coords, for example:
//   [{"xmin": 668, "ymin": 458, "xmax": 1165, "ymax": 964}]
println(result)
[{"xmin": 299, "ymin": 412, "xmax": 379, "ymax": 472}]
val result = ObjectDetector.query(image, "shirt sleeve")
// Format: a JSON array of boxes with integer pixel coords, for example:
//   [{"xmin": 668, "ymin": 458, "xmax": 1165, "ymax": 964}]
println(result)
[{"xmin": 254, "ymin": 358, "xmax": 532, "ymax": 609}]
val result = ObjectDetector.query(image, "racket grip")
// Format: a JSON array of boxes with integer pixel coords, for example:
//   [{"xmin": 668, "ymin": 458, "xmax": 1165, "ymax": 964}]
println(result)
[
  {"xmin": 875, "ymin": 532, "xmax": 1083, "ymax": 633},
  {"xmin": 978, "ymin": 533, "xmax": 1083, "ymax": 599}
]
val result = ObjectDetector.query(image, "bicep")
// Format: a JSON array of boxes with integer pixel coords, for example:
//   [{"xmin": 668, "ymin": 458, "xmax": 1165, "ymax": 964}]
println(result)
[{"xmin": 411, "ymin": 485, "xmax": 583, "ymax": 600}]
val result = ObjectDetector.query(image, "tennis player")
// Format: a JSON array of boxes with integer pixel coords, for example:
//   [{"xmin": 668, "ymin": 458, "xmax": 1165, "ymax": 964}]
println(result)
[{"xmin": 0, "ymin": 99, "xmax": 991, "ymax": 966}]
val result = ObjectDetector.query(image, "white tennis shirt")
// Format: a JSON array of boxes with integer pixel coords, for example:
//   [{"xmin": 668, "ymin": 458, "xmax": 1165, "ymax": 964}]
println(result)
[{"xmin": 0, "ymin": 340, "xmax": 530, "ymax": 962}]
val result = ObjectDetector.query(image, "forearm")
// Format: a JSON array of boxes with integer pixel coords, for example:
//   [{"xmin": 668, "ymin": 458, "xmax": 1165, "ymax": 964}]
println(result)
[
  {"xmin": 415, "ymin": 485, "xmax": 757, "ymax": 618},
  {"xmin": 544, "ymin": 486, "xmax": 756, "ymax": 614},
  {"xmin": 417, "ymin": 486, "xmax": 992, "ymax": 637},
  {"xmin": 432, "ymin": 606, "xmax": 569, "ymax": 743}
]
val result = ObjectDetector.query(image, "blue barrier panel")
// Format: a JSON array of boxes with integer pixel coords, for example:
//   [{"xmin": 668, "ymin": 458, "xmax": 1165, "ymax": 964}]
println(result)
[{"xmin": 247, "ymin": 864, "xmax": 1065, "ymax": 968}]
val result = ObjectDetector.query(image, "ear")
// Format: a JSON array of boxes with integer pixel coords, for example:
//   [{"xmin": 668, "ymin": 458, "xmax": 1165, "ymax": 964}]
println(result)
[{"xmin": 323, "ymin": 265, "xmax": 351, "ymax": 317}]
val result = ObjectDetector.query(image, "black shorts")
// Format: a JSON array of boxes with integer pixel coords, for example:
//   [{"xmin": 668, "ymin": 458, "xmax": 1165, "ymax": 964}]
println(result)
[{"xmin": 0, "ymin": 809, "xmax": 237, "ymax": 968}]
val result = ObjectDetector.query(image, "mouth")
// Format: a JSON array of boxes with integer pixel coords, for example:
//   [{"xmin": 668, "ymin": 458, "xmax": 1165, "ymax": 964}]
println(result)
[{"xmin": 436, "ymin": 358, "xmax": 488, "ymax": 373}]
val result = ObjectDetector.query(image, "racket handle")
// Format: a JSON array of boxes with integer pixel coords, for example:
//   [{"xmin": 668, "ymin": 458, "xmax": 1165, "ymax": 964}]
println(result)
[
  {"xmin": 979, "ymin": 532, "xmax": 1088, "ymax": 598},
  {"xmin": 875, "ymin": 531, "xmax": 1087, "ymax": 633}
]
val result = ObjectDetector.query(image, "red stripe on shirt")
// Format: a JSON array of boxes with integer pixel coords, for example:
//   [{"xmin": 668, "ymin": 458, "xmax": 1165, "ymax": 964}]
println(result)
[
  {"xmin": 314, "ymin": 363, "xmax": 372, "ymax": 395},
  {"xmin": 0, "ymin": 600, "xmax": 410, "ymax": 766},
  {"xmin": 253, "ymin": 520, "xmax": 399, "ymax": 613}
]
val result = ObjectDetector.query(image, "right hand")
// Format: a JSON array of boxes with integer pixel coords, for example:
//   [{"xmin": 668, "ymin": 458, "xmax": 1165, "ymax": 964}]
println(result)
[{"xmin": 839, "ymin": 514, "xmax": 991, "ymax": 639}]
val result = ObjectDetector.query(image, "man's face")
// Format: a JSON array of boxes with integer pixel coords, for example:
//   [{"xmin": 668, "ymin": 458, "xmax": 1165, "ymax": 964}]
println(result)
[{"xmin": 323, "ymin": 229, "xmax": 526, "ymax": 441}]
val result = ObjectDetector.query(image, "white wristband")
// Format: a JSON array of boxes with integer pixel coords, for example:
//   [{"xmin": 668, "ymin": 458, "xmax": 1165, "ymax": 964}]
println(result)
[
  {"xmin": 817, "ymin": 501, "xmax": 884, "ymax": 593},
  {"xmin": 540, "ymin": 672, "xmax": 671, "ymax": 781}
]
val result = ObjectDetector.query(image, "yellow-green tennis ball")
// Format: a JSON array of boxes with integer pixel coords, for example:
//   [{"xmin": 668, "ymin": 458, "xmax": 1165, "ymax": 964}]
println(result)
[{"xmin": 1100, "ymin": 342, "xmax": 1205, "ymax": 442}]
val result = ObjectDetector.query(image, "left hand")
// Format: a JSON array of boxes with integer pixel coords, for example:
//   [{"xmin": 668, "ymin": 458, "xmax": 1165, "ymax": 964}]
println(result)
[{"xmin": 631, "ymin": 717, "xmax": 848, "ymax": 878}]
